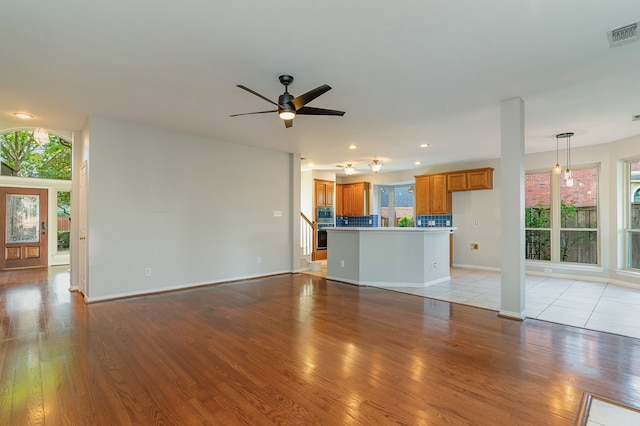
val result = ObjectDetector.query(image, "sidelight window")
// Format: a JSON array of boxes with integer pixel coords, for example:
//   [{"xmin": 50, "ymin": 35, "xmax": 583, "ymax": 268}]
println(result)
[{"xmin": 626, "ymin": 160, "xmax": 640, "ymax": 270}]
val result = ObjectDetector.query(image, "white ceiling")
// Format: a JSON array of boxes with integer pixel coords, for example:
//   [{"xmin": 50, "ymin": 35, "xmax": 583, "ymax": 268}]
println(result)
[{"xmin": 1, "ymin": 1, "xmax": 639, "ymax": 175}]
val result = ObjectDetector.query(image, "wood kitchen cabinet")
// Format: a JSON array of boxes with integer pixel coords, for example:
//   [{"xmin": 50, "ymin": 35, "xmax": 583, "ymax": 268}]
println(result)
[
  {"xmin": 336, "ymin": 182, "xmax": 370, "ymax": 216},
  {"xmin": 446, "ymin": 168, "xmax": 494, "ymax": 192},
  {"xmin": 335, "ymin": 184, "xmax": 344, "ymax": 216},
  {"xmin": 414, "ymin": 174, "xmax": 452, "ymax": 215},
  {"xmin": 315, "ymin": 180, "xmax": 334, "ymax": 207},
  {"xmin": 467, "ymin": 168, "xmax": 493, "ymax": 190}
]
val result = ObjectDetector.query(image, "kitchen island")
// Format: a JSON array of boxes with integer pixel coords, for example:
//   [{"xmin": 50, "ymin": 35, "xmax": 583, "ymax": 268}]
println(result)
[{"xmin": 326, "ymin": 227, "xmax": 453, "ymax": 288}]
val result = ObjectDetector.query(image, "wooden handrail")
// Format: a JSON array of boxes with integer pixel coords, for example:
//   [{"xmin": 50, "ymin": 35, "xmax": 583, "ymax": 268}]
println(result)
[{"xmin": 301, "ymin": 212, "xmax": 315, "ymax": 230}]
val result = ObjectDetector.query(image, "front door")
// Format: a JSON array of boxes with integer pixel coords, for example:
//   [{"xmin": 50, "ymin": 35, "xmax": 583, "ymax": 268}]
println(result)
[{"xmin": 0, "ymin": 187, "xmax": 48, "ymax": 269}]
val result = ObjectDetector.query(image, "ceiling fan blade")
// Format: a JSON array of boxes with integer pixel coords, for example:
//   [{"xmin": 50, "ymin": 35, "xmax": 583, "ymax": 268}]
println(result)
[
  {"xmin": 291, "ymin": 84, "xmax": 331, "ymax": 110},
  {"xmin": 284, "ymin": 119, "xmax": 293, "ymax": 128},
  {"xmin": 236, "ymin": 85, "xmax": 279, "ymax": 106},
  {"xmin": 296, "ymin": 106, "xmax": 345, "ymax": 116},
  {"xmin": 230, "ymin": 109, "xmax": 277, "ymax": 117}
]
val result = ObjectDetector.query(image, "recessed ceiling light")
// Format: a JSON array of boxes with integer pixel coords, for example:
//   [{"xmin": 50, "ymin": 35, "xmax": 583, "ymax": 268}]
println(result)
[
  {"xmin": 349, "ymin": 144, "xmax": 357, "ymax": 150},
  {"xmin": 414, "ymin": 161, "xmax": 421, "ymax": 165},
  {"xmin": 13, "ymin": 112, "xmax": 33, "ymax": 119},
  {"xmin": 420, "ymin": 143, "xmax": 430, "ymax": 148}
]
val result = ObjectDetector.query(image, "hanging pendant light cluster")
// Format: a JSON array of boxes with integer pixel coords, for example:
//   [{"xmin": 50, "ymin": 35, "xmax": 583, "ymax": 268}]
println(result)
[
  {"xmin": 32, "ymin": 127, "xmax": 50, "ymax": 145},
  {"xmin": 555, "ymin": 132, "xmax": 574, "ymax": 187}
]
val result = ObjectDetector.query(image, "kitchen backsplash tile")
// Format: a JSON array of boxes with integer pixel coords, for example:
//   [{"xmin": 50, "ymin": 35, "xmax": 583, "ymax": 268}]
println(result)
[
  {"xmin": 336, "ymin": 215, "xmax": 378, "ymax": 227},
  {"xmin": 415, "ymin": 215, "xmax": 452, "ymax": 227}
]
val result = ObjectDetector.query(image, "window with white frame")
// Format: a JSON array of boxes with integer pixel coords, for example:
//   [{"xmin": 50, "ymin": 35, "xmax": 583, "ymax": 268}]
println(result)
[
  {"xmin": 627, "ymin": 159, "xmax": 640, "ymax": 270},
  {"xmin": 525, "ymin": 165, "xmax": 599, "ymax": 265}
]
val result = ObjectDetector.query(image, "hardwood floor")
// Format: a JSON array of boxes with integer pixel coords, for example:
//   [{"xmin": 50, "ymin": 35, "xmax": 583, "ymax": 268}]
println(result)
[{"xmin": 2, "ymin": 266, "xmax": 640, "ymax": 425}]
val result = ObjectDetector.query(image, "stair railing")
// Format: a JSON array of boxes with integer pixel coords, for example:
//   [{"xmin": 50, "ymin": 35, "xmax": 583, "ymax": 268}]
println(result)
[{"xmin": 300, "ymin": 212, "xmax": 316, "ymax": 259}]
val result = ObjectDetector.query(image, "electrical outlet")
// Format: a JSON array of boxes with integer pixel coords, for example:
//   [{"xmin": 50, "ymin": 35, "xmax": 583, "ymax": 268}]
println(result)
[
  {"xmin": 417, "ymin": 220, "xmax": 422, "ymax": 226},
  {"xmin": 145, "ymin": 268, "xmax": 151, "ymax": 276},
  {"xmin": 446, "ymin": 220, "xmax": 451, "ymax": 226},
  {"xmin": 544, "ymin": 268, "xmax": 552, "ymax": 273},
  {"xmin": 257, "ymin": 257, "xmax": 262, "ymax": 264},
  {"xmin": 340, "ymin": 260, "xmax": 345, "ymax": 267},
  {"xmin": 432, "ymin": 261, "xmax": 437, "ymax": 269}
]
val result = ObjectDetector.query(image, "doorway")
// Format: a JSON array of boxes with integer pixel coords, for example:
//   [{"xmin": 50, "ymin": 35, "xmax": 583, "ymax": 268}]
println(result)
[{"xmin": 0, "ymin": 187, "xmax": 48, "ymax": 269}]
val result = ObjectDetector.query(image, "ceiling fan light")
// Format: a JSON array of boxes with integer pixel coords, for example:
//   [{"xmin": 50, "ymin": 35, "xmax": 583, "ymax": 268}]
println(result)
[
  {"xmin": 279, "ymin": 110, "xmax": 295, "ymax": 120},
  {"xmin": 32, "ymin": 127, "xmax": 49, "ymax": 145}
]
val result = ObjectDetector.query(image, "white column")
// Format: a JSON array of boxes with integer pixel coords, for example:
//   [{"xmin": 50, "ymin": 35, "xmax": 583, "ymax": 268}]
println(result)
[
  {"xmin": 499, "ymin": 98, "xmax": 526, "ymax": 320},
  {"xmin": 290, "ymin": 153, "xmax": 302, "ymax": 272}
]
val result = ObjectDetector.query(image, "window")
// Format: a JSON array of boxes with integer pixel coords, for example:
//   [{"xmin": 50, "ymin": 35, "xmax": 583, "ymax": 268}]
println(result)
[
  {"xmin": 525, "ymin": 172, "xmax": 551, "ymax": 260},
  {"xmin": 0, "ymin": 130, "xmax": 71, "ymax": 180},
  {"xmin": 57, "ymin": 191, "xmax": 71, "ymax": 253},
  {"xmin": 379, "ymin": 185, "xmax": 414, "ymax": 227},
  {"xmin": 627, "ymin": 160, "xmax": 640, "ymax": 270},
  {"xmin": 525, "ymin": 166, "xmax": 599, "ymax": 265}
]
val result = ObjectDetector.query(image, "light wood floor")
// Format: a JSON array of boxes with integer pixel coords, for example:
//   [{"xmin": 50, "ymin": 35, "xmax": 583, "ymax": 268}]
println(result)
[{"xmin": 2, "ymin": 266, "xmax": 640, "ymax": 424}]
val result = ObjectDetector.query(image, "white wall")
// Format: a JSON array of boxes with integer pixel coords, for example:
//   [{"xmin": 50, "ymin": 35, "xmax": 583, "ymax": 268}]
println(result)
[
  {"xmin": 450, "ymin": 159, "xmax": 502, "ymax": 269},
  {"xmin": 84, "ymin": 117, "xmax": 295, "ymax": 301},
  {"xmin": 301, "ymin": 169, "xmax": 313, "ymax": 219}
]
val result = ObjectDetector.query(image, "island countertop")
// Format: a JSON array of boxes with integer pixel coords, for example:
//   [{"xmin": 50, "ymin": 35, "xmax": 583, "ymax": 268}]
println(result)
[
  {"xmin": 327, "ymin": 227, "xmax": 455, "ymax": 232},
  {"xmin": 326, "ymin": 226, "xmax": 452, "ymax": 288}
]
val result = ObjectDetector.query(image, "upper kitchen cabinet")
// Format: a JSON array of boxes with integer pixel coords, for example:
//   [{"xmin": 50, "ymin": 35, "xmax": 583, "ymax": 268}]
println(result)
[
  {"xmin": 315, "ymin": 179, "xmax": 335, "ymax": 207},
  {"xmin": 335, "ymin": 184, "xmax": 344, "ymax": 216},
  {"xmin": 447, "ymin": 168, "xmax": 494, "ymax": 192},
  {"xmin": 415, "ymin": 174, "xmax": 452, "ymax": 215},
  {"xmin": 337, "ymin": 182, "xmax": 370, "ymax": 216}
]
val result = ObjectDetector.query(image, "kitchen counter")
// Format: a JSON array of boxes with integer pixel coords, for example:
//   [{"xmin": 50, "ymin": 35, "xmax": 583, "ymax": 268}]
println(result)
[{"xmin": 326, "ymin": 227, "xmax": 453, "ymax": 288}]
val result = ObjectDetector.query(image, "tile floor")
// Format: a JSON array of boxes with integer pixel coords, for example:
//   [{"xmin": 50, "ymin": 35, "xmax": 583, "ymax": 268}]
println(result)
[
  {"xmin": 384, "ymin": 267, "xmax": 640, "ymax": 340},
  {"xmin": 587, "ymin": 397, "xmax": 640, "ymax": 425},
  {"xmin": 305, "ymin": 263, "xmax": 640, "ymax": 340}
]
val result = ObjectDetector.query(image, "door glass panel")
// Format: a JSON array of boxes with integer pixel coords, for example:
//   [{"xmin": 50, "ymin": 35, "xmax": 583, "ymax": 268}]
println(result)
[{"xmin": 6, "ymin": 194, "xmax": 40, "ymax": 243}]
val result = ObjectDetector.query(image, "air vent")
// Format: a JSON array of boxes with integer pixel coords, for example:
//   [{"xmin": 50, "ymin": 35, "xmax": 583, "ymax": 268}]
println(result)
[{"xmin": 608, "ymin": 22, "xmax": 638, "ymax": 47}]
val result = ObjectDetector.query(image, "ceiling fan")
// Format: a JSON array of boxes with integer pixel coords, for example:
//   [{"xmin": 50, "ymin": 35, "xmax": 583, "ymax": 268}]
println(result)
[{"xmin": 230, "ymin": 75, "xmax": 345, "ymax": 128}]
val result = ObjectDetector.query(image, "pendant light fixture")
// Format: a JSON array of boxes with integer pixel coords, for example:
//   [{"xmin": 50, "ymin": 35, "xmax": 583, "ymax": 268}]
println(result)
[
  {"xmin": 553, "ymin": 134, "xmax": 562, "ymax": 174},
  {"xmin": 344, "ymin": 164, "xmax": 355, "ymax": 175},
  {"xmin": 369, "ymin": 159, "xmax": 383, "ymax": 173},
  {"xmin": 32, "ymin": 127, "xmax": 49, "ymax": 145},
  {"xmin": 556, "ymin": 132, "xmax": 574, "ymax": 187}
]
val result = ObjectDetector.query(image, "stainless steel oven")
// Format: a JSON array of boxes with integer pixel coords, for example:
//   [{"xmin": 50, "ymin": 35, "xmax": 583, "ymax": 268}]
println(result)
[
  {"xmin": 316, "ymin": 224, "xmax": 333, "ymax": 250},
  {"xmin": 317, "ymin": 229, "xmax": 328, "ymax": 250},
  {"xmin": 315, "ymin": 206, "xmax": 334, "ymax": 225}
]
